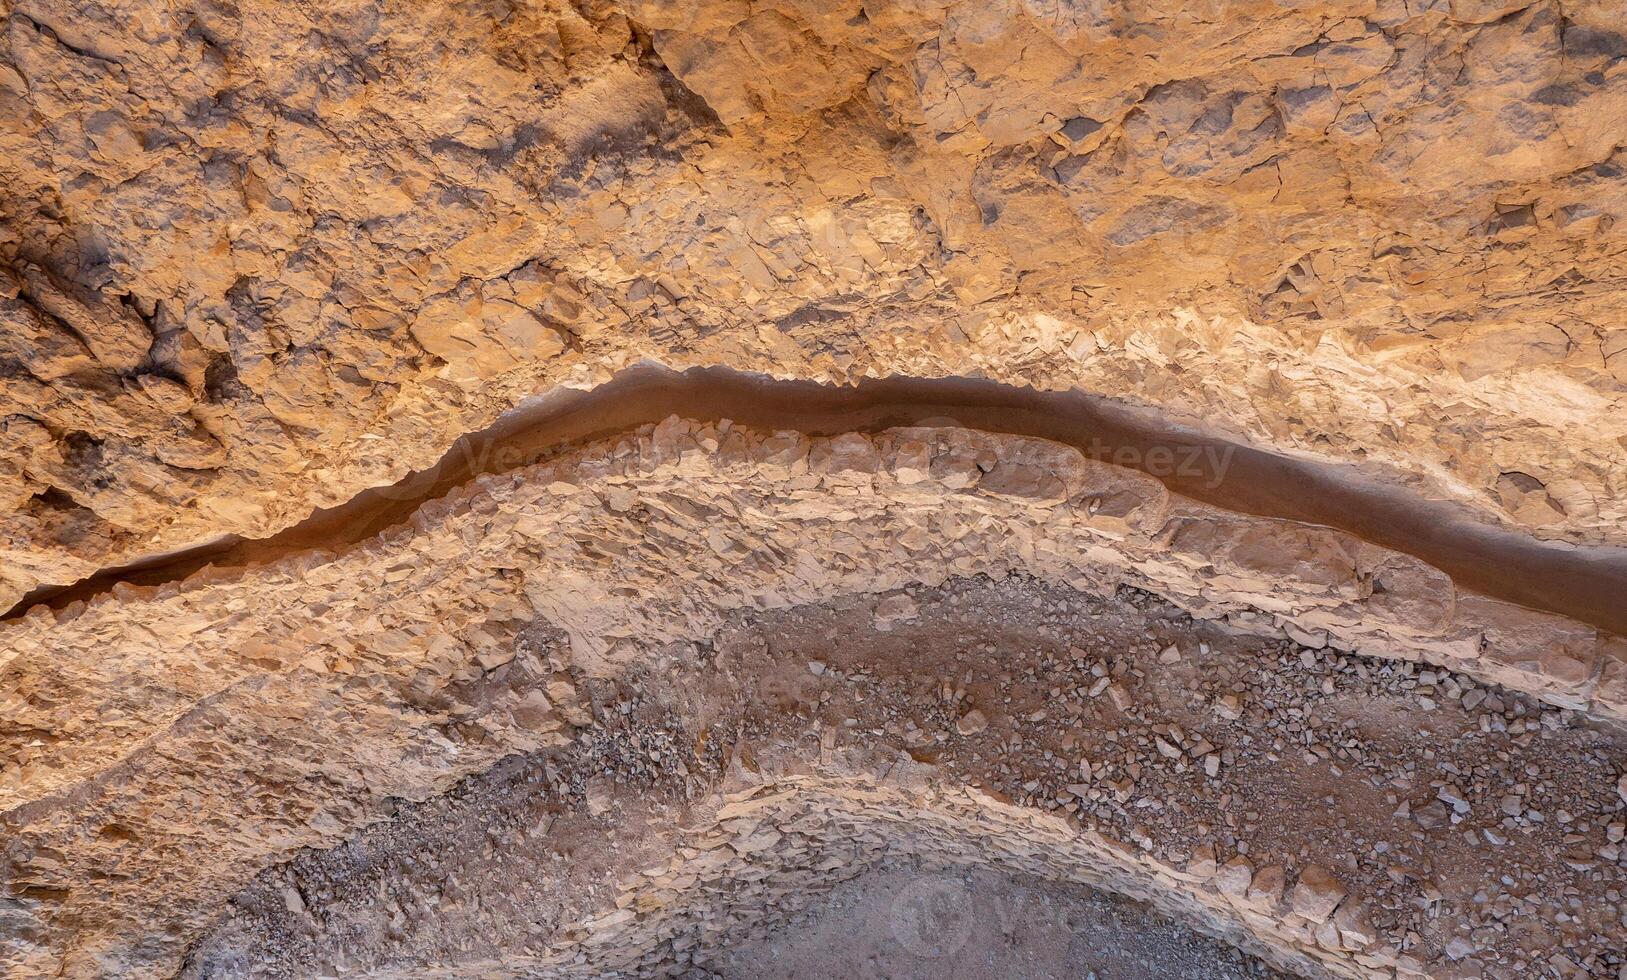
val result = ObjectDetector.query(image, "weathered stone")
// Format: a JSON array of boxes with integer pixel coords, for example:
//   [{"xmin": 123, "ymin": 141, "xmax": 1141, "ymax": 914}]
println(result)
[
  {"xmin": 1290, "ymin": 866, "xmax": 1347, "ymax": 924},
  {"xmin": 955, "ymin": 710, "xmax": 989, "ymax": 737}
]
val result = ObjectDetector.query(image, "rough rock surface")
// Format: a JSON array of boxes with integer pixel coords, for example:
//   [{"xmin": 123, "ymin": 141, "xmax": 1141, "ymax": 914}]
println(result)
[
  {"xmin": 3, "ymin": 0, "xmax": 1627, "ymax": 610},
  {"xmin": 5, "ymin": 4, "xmax": 1627, "ymax": 977}
]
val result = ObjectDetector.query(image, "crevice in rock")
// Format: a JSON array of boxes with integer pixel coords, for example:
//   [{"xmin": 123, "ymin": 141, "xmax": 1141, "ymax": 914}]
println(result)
[{"xmin": 9, "ymin": 365, "xmax": 1627, "ymax": 640}]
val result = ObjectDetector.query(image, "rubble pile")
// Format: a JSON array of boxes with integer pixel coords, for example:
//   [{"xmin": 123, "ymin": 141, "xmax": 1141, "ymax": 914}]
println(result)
[{"xmin": 182, "ymin": 578, "xmax": 1627, "ymax": 978}]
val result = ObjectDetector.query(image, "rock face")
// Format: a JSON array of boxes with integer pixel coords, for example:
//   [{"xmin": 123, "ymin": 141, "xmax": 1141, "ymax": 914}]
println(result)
[
  {"xmin": 2, "ymin": 0, "xmax": 1626, "ymax": 609},
  {"xmin": 3, "ymin": 3, "xmax": 1627, "ymax": 978}
]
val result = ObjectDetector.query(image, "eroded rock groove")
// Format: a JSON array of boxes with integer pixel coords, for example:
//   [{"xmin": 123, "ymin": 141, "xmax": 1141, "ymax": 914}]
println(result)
[{"xmin": 11, "ymin": 367, "xmax": 1627, "ymax": 640}]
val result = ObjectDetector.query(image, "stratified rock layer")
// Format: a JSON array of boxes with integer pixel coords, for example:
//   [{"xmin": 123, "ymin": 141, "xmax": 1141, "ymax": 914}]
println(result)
[{"xmin": 3, "ymin": 0, "xmax": 1626, "ymax": 608}]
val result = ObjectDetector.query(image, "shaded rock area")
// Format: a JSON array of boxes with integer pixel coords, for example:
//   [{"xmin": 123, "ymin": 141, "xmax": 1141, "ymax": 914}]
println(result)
[{"xmin": 692, "ymin": 866, "xmax": 1290, "ymax": 979}]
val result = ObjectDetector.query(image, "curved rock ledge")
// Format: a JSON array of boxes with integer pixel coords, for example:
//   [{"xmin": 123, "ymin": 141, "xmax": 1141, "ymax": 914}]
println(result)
[
  {"xmin": 3, "ymin": 417, "xmax": 1624, "ymax": 976},
  {"xmin": 240, "ymin": 772, "xmax": 1342, "ymax": 979}
]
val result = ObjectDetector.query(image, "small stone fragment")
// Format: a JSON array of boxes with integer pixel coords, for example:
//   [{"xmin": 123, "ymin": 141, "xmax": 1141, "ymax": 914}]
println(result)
[
  {"xmin": 1246, "ymin": 866, "xmax": 1285, "ymax": 910},
  {"xmin": 956, "ymin": 709, "xmax": 989, "ymax": 736},
  {"xmin": 1290, "ymin": 865, "xmax": 1347, "ymax": 923},
  {"xmin": 1215, "ymin": 857, "xmax": 1253, "ymax": 900}
]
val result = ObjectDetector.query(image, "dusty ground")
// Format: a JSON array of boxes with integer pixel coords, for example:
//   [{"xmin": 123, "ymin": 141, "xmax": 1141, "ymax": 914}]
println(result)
[
  {"xmin": 706, "ymin": 865, "xmax": 1288, "ymax": 979},
  {"xmin": 186, "ymin": 575, "xmax": 1627, "ymax": 978}
]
